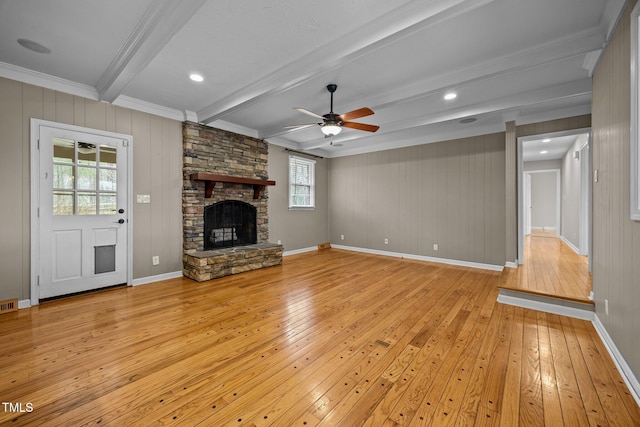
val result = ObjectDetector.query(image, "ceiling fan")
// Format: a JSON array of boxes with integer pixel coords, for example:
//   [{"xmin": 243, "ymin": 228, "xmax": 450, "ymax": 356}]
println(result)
[{"xmin": 285, "ymin": 84, "xmax": 379, "ymax": 137}]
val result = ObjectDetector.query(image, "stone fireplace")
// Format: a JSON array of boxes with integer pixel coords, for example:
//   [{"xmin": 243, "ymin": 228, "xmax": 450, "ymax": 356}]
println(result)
[
  {"xmin": 182, "ymin": 122, "xmax": 282, "ymax": 281},
  {"xmin": 204, "ymin": 200, "xmax": 257, "ymax": 250}
]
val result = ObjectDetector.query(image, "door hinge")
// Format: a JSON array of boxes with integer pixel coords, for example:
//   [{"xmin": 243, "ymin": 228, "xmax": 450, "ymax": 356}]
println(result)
[
  {"xmin": 37, "ymin": 207, "xmax": 40, "ymax": 218},
  {"xmin": 123, "ymin": 140, "xmax": 129, "ymax": 147},
  {"xmin": 37, "ymin": 276, "xmax": 40, "ymax": 286},
  {"xmin": 37, "ymin": 139, "xmax": 40, "ymax": 149}
]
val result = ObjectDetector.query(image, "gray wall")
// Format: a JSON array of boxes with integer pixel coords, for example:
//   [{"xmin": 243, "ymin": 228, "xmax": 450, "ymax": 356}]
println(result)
[
  {"xmin": 561, "ymin": 135, "xmax": 587, "ymax": 248},
  {"xmin": 328, "ymin": 133, "xmax": 506, "ymax": 266},
  {"xmin": 0, "ymin": 77, "xmax": 183, "ymax": 302},
  {"xmin": 267, "ymin": 146, "xmax": 329, "ymax": 251},
  {"xmin": 530, "ymin": 172, "xmax": 557, "ymax": 230},
  {"xmin": 592, "ymin": 0, "xmax": 640, "ymax": 381}
]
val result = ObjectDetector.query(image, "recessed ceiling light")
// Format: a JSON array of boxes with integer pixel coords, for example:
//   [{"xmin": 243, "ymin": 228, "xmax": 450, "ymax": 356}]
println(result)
[
  {"xmin": 17, "ymin": 38, "xmax": 51, "ymax": 54},
  {"xmin": 459, "ymin": 117, "xmax": 477, "ymax": 124},
  {"xmin": 189, "ymin": 73, "xmax": 204, "ymax": 82},
  {"xmin": 542, "ymin": 138, "xmax": 551, "ymax": 143},
  {"xmin": 444, "ymin": 92, "xmax": 457, "ymax": 100},
  {"xmin": 540, "ymin": 150, "xmax": 548, "ymax": 154}
]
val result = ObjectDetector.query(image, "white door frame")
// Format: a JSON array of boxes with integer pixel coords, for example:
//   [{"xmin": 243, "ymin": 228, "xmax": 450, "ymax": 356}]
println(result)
[
  {"xmin": 517, "ymin": 128, "xmax": 591, "ymax": 264},
  {"xmin": 30, "ymin": 119, "xmax": 133, "ymax": 305}
]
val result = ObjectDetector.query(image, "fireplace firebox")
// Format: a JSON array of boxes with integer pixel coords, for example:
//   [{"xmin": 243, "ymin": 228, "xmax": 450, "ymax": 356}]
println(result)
[{"xmin": 204, "ymin": 200, "xmax": 257, "ymax": 250}]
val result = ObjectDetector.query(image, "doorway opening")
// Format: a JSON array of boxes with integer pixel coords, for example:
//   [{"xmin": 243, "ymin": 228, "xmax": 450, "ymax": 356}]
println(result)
[{"xmin": 516, "ymin": 128, "xmax": 592, "ymax": 301}]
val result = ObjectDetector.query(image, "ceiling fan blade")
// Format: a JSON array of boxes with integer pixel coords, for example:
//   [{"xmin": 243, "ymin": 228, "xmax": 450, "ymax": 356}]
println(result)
[
  {"xmin": 343, "ymin": 121, "xmax": 380, "ymax": 133},
  {"xmin": 339, "ymin": 107, "xmax": 374, "ymax": 121},
  {"xmin": 283, "ymin": 123, "xmax": 319, "ymax": 130},
  {"xmin": 294, "ymin": 108, "xmax": 325, "ymax": 120}
]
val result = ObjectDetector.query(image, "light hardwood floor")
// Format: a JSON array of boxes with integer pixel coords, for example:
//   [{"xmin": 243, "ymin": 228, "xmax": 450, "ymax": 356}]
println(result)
[
  {"xmin": 1, "ymin": 249, "xmax": 638, "ymax": 426},
  {"xmin": 501, "ymin": 235, "xmax": 592, "ymax": 304}
]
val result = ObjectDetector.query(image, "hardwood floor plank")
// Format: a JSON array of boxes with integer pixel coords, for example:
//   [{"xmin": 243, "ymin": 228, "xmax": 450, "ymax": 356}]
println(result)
[
  {"xmin": 518, "ymin": 309, "xmax": 544, "ymax": 427},
  {"xmin": 547, "ymin": 314, "xmax": 591, "ymax": 426},
  {"xmin": 498, "ymin": 307, "xmax": 523, "ymax": 427},
  {"xmin": 500, "ymin": 235, "xmax": 592, "ymax": 303},
  {"xmin": 536, "ymin": 311, "xmax": 565, "ymax": 426},
  {"xmin": 0, "ymin": 249, "xmax": 637, "ymax": 426}
]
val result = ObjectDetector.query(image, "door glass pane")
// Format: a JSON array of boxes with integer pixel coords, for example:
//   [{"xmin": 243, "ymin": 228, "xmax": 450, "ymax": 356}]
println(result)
[
  {"xmin": 53, "ymin": 191, "xmax": 74, "ymax": 215},
  {"xmin": 100, "ymin": 145, "xmax": 117, "ymax": 168},
  {"xmin": 53, "ymin": 165, "xmax": 74, "ymax": 189},
  {"xmin": 77, "ymin": 142, "xmax": 97, "ymax": 166},
  {"xmin": 77, "ymin": 192, "xmax": 97, "ymax": 215},
  {"xmin": 99, "ymin": 169, "xmax": 117, "ymax": 191},
  {"xmin": 53, "ymin": 138, "xmax": 74, "ymax": 163},
  {"xmin": 77, "ymin": 167, "xmax": 96, "ymax": 190},
  {"xmin": 99, "ymin": 194, "xmax": 116, "ymax": 215}
]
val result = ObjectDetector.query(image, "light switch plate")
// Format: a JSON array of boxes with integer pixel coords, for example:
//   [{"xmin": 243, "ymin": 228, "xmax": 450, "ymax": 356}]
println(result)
[{"xmin": 137, "ymin": 194, "xmax": 151, "ymax": 204}]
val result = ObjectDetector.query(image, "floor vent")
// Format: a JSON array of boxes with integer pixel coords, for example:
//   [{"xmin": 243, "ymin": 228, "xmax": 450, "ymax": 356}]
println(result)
[
  {"xmin": 374, "ymin": 339, "xmax": 390, "ymax": 348},
  {"xmin": 0, "ymin": 299, "xmax": 18, "ymax": 314}
]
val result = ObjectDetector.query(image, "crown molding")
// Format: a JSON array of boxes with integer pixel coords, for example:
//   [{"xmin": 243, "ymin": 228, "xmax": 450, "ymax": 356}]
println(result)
[{"xmin": 0, "ymin": 61, "xmax": 98, "ymax": 100}]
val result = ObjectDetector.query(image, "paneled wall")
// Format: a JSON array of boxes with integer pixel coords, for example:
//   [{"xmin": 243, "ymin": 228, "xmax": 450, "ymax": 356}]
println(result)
[
  {"xmin": 0, "ymin": 77, "xmax": 183, "ymax": 301},
  {"xmin": 267, "ymin": 146, "xmax": 329, "ymax": 251},
  {"xmin": 328, "ymin": 133, "xmax": 506, "ymax": 266},
  {"xmin": 592, "ymin": 0, "xmax": 640, "ymax": 381}
]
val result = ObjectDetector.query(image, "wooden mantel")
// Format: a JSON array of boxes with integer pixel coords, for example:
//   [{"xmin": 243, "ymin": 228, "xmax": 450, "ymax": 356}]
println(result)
[{"xmin": 190, "ymin": 173, "xmax": 276, "ymax": 199}]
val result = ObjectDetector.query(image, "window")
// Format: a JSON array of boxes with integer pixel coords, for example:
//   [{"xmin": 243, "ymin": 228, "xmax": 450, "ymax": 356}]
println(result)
[
  {"xmin": 632, "ymin": 2, "xmax": 640, "ymax": 220},
  {"xmin": 289, "ymin": 155, "xmax": 315, "ymax": 209},
  {"xmin": 52, "ymin": 138, "xmax": 118, "ymax": 216}
]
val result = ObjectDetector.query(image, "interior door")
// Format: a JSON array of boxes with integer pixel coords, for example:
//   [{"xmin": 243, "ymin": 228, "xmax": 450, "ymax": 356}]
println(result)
[
  {"xmin": 38, "ymin": 125, "xmax": 129, "ymax": 299},
  {"xmin": 525, "ymin": 173, "xmax": 532, "ymax": 236}
]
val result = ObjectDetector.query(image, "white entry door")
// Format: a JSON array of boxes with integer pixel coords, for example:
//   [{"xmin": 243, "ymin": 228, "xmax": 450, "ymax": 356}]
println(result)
[{"xmin": 36, "ymin": 123, "xmax": 131, "ymax": 299}]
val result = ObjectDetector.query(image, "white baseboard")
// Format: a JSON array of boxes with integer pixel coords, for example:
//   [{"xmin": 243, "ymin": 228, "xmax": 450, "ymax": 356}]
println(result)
[
  {"xmin": 18, "ymin": 299, "xmax": 31, "ymax": 309},
  {"xmin": 331, "ymin": 244, "xmax": 504, "ymax": 272},
  {"xmin": 560, "ymin": 236, "xmax": 581, "ymax": 255},
  {"xmin": 132, "ymin": 271, "xmax": 183, "ymax": 286},
  {"xmin": 497, "ymin": 291, "xmax": 594, "ymax": 321},
  {"xmin": 592, "ymin": 314, "xmax": 640, "ymax": 407},
  {"xmin": 283, "ymin": 246, "xmax": 317, "ymax": 256}
]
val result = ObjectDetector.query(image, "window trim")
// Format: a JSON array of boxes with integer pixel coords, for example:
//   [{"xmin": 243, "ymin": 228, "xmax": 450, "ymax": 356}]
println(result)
[
  {"xmin": 631, "ymin": 2, "xmax": 640, "ymax": 220},
  {"xmin": 288, "ymin": 155, "xmax": 316, "ymax": 209}
]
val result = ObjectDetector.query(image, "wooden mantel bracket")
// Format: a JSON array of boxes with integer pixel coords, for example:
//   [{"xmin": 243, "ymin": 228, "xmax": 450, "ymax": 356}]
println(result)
[{"xmin": 190, "ymin": 173, "xmax": 276, "ymax": 199}]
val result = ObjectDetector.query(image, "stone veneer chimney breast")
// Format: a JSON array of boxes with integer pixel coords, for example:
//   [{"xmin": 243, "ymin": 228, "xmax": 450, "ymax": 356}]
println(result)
[{"xmin": 182, "ymin": 122, "xmax": 282, "ymax": 281}]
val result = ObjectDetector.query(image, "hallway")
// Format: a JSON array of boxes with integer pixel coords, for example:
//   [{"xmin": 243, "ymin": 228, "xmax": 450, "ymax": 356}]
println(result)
[{"xmin": 501, "ymin": 234, "xmax": 592, "ymax": 304}]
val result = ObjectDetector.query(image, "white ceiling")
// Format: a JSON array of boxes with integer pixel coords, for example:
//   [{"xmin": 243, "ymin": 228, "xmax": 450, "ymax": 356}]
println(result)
[
  {"xmin": 522, "ymin": 133, "xmax": 589, "ymax": 163},
  {"xmin": 0, "ymin": 0, "xmax": 623, "ymax": 158}
]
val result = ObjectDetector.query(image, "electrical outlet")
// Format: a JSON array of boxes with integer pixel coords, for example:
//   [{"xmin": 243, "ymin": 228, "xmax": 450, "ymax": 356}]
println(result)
[
  {"xmin": 152, "ymin": 256, "xmax": 160, "ymax": 266},
  {"xmin": 384, "ymin": 238, "xmax": 389, "ymax": 245},
  {"xmin": 277, "ymin": 240, "xmax": 281, "ymax": 245},
  {"xmin": 341, "ymin": 234, "xmax": 345, "ymax": 240},
  {"xmin": 605, "ymin": 299, "xmax": 609, "ymax": 316},
  {"xmin": 433, "ymin": 243, "xmax": 438, "ymax": 251}
]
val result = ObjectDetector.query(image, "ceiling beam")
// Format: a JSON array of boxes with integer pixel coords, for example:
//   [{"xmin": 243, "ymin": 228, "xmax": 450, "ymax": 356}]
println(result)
[
  {"xmin": 298, "ymin": 78, "xmax": 592, "ymax": 150},
  {"xmin": 197, "ymin": 0, "xmax": 497, "ymax": 124},
  {"xmin": 96, "ymin": 0, "xmax": 207, "ymax": 102},
  {"xmin": 259, "ymin": 26, "xmax": 603, "ymax": 140}
]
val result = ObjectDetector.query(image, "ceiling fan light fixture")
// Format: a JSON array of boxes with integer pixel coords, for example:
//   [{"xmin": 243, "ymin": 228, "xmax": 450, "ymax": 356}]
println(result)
[{"xmin": 321, "ymin": 123, "xmax": 342, "ymax": 136}]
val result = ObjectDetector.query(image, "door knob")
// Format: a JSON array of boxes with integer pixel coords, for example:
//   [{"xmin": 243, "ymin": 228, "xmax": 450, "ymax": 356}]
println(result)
[{"xmin": 114, "ymin": 219, "xmax": 125, "ymax": 224}]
